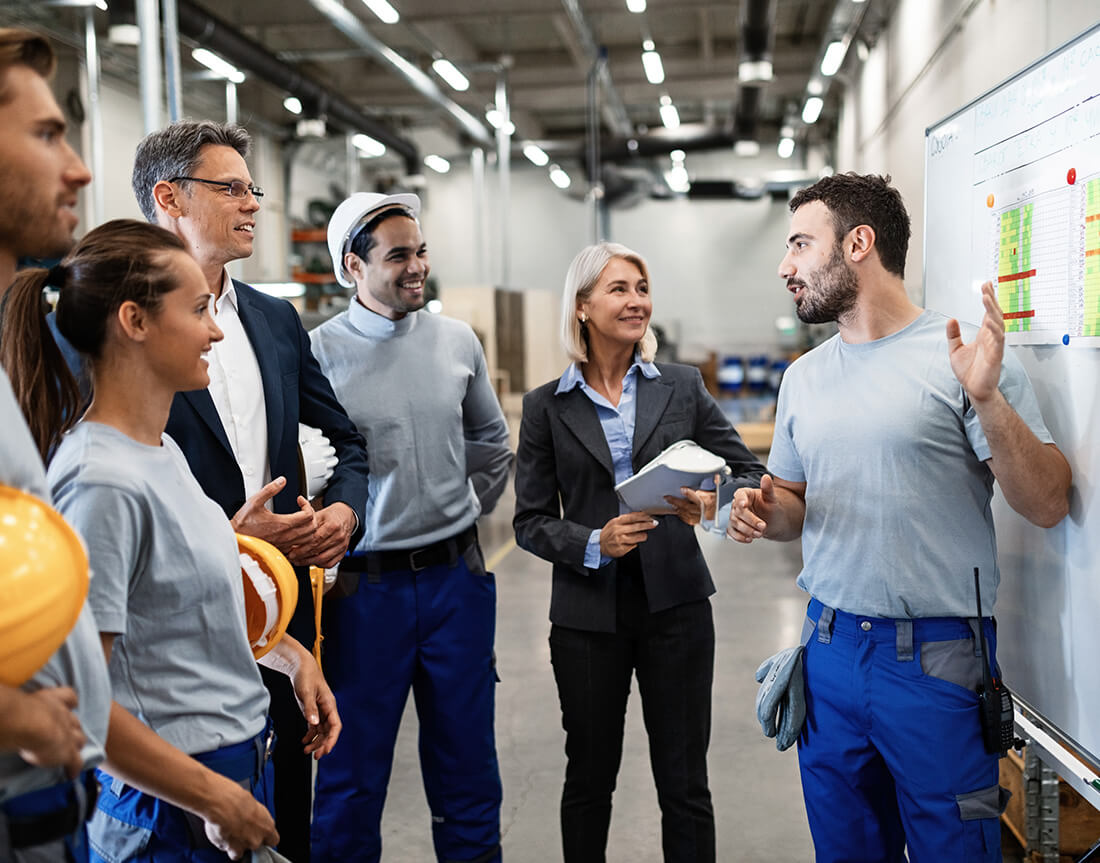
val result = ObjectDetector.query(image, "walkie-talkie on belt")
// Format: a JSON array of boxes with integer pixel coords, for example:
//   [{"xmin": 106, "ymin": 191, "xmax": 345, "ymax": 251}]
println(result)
[{"xmin": 973, "ymin": 567, "xmax": 1016, "ymax": 757}]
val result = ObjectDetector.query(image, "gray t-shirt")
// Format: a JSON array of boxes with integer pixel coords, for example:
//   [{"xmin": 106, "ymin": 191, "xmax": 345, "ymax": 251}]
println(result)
[
  {"xmin": 767, "ymin": 309, "xmax": 1053, "ymax": 618},
  {"xmin": 0, "ymin": 373, "xmax": 110, "ymax": 803},
  {"xmin": 48, "ymin": 422, "xmax": 268, "ymax": 755},
  {"xmin": 310, "ymin": 303, "xmax": 512, "ymax": 551}
]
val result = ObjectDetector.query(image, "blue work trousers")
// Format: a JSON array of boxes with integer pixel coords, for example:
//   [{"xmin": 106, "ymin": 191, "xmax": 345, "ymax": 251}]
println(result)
[
  {"xmin": 86, "ymin": 723, "xmax": 275, "ymax": 863},
  {"xmin": 311, "ymin": 543, "xmax": 502, "ymax": 863},
  {"xmin": 798, "ymin": 598, "xmax": 1008, "ymax": 862}
]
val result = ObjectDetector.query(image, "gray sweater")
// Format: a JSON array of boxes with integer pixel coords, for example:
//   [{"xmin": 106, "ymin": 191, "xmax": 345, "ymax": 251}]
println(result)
[{"xmin": 310, "ymin": 302, "xmax": 512, "ymax": 551}]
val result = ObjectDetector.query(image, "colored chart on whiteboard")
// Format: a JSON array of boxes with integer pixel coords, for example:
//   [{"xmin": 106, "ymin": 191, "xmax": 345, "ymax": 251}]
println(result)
[
  {"xmin": 982, "ymin": 173, "xmax": 1100, "ymax": 344},
  {"xmin": 989, "ymin": 185, "xmax": 1072, "ymax": 339}
]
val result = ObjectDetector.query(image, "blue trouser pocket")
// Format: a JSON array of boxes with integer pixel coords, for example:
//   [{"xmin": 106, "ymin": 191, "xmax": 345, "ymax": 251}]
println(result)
[
  {"xmin": 87, "ymin": 774, "xmax": 156, "ymax": 863},
  {"xmin": 88, "ymin": 722, "xmax": 274, "ymax": 863},
  {"xmin": 957, "ymin": 783, "xmax": 1012, "ymax": 858}
]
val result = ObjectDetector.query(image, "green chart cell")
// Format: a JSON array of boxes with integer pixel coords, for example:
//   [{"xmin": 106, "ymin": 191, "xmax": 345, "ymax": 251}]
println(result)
[
  {"xmin": 998, "ymin": 204, "xmax": 1033, "ymax": 333},
  {"xmin": 1085, "ymin": 177, "xmax": 1100, "ymax": 337}
]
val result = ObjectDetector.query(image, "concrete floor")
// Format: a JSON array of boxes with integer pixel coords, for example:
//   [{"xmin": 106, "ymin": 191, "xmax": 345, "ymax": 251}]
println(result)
[
  {"xmin": 373, "ymin": 488, "xmax": 816, "ymax": 862},
  {"xmin": 370, "ymin": 488, "xmax": 1028, "ymax": 861}
]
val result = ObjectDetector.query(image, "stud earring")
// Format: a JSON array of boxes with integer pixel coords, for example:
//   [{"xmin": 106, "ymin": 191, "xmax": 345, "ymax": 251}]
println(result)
[{"xmin": 580, "ymin": 312, "xmax": 587, "ymax": 323}]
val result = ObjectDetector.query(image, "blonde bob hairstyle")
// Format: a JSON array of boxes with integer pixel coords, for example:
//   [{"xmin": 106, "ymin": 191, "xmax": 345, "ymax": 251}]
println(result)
[{"xmin": 560, "ymin": 242, "xmax": 658, "ymax": 364}]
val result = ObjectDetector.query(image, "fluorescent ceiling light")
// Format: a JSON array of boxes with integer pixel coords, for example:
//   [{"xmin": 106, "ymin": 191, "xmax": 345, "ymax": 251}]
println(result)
[
  {"xmin": 807, "ymin": 78, "xmax": 824, "ymax": 96},
  {"xmin": 431, "ymin": 58, "xmax": 469, "ymax": 92},
  {"xmin": 802, "ymin": 96, "xmax": 824, "ymax": 124},
  {"xmin": 738, "ymin": 59, "xmax": 773, "ymax": 82},
  {"xmin": 96, "ymin": 0, "xmax": 107, "ymax": 9},
  {"xmin": 777, "ymin": 137, "xmax": 795, "ymax": 159},
  {"xmin": 641, "ymin": 51, "xmax": 665, "ymax": 85},
  {"xmin": 659, "ymin": 101, "xmax": 680, "ymax": 130},
  {"xmin": 108, "ymin": 23, "xmax": 139, "ymax": 45},
  {"xmin": 296, "ymin": 118, "xmax": 326, "ymax": 138},
  {"xmin": 626, "ymin": 0, "xmax": 646, "ymax": 11},
  {"xmin": 191, "ymin": 48, "xmax": 244, "ymax": 83},
  {"xmin": 361, "ymin": 0, "xmax": 399, "ymax": 24},
  {"xmin": 523, "ymin": 143, "xmax": 550, "ymax": 166},
  {"xmin": 283, "ymin": 96, "xmax": 302, "ymax": 115},
  {"xmin": 820, "ymin": 40, "xmax": 847, "ymax": 77},
  {"xmin": 734, "ymin": 140, "xmax": 760, "ymax": 157},
  {"xmin": 352, "ymin": 133, "xmax": 386, "ymax": 157},
  {"xmin": 485, "ymin": 109, "xmax": 515, "ymax": 135},
  {"xmin": 424, "ymin": 154, "xmax": 451, "ymax": 174},
  {"xmin": 549, "ymin": 165, "xmax": 571, "ymax": 189}
]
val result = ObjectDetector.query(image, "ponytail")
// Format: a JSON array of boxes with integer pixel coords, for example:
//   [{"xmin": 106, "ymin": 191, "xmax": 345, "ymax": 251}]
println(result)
[{"xmin": 0, "ymin": 267, "xmax": 82, "ymax": 461}]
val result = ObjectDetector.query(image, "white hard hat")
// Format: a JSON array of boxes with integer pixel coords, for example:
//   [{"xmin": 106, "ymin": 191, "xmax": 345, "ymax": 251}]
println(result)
[{"xmin": 327, "ymin": 192, "xmax": 421, "ymax": 288}]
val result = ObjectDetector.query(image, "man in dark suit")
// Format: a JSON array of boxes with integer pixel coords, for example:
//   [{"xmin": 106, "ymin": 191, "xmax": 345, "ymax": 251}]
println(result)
[{"xmin": 131, "ymin": 120, "xmax": 369, "ymax": 863}]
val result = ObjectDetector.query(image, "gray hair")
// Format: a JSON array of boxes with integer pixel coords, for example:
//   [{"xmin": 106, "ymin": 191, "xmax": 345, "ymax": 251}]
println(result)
[
  {"xmin": 560, "ymin": 241, "xmax": 658, "ymax": 364},
  {"xmin": 131, "ymin": 120, "xmax": 251, "ymax": 222}
]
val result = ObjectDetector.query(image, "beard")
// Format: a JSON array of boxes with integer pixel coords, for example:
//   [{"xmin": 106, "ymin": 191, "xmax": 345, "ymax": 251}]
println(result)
[
  {"xmin": 0, "ymin": 181, "xmax": 76, "ymax": 262},
  {"xmin": 790, "ymin": 242, "xmax": 859, "ymax": 324}
]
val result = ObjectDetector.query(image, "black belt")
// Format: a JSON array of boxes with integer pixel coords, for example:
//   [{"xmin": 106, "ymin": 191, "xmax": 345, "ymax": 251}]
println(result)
[
  {"xmin": 341, "ymin": 524, "xmax": 478, "ymax": 575},
  {"xmin": 3, "ymin": 770, "xmax": 98, "ymax": 850}
]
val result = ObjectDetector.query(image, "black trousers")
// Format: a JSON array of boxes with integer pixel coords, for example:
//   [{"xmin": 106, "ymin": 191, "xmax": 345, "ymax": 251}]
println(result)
[
  {"xmin": 260, "ymin": 665, "xmax": 312, "ymax": 863},
  {"xmin": 549, "ymin": 553, "xmax": 716, "ymax": 863}
]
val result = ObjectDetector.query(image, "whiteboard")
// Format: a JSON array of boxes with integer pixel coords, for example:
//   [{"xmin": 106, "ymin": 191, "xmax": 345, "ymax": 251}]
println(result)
[{"xmin": 924, "ymin": 22, "xmax": 1100, "ymax": 766}]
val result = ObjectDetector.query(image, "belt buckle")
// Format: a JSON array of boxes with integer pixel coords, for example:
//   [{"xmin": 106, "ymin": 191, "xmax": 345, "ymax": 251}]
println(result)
[{"xmin": 408, "ymin": 546, "xmax": 430, "ymax": 572}]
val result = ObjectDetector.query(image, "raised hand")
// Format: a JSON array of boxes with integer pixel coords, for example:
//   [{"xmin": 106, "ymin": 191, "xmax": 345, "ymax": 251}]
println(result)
[{"xmin": 946, "ymin": 280, "xmax": 1005, "ymax": 404}]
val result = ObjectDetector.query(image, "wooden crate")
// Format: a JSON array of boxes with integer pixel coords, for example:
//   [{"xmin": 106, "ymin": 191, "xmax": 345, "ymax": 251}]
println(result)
[{"xmin": 1000, "ymin": 748, "xmax": 1100, "ymax": 860}]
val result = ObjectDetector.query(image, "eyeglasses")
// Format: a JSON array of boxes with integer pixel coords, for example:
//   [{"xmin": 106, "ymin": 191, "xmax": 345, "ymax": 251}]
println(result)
[{"xmin": 169, "ymin": 176, "xmax": 264, "ymax": 199}]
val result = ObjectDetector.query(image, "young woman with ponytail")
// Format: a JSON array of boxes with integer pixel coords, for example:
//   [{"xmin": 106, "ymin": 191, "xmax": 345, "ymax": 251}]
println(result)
[{"xmin": 3, "ymin": 219, "xmax": 340, "ymax": 862}]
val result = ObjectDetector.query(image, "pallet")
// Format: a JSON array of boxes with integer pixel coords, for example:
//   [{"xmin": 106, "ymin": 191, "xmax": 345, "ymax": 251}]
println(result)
[{"xmin": 1000, "ymin": 747, "xmax": 1100, "ymax": 861}]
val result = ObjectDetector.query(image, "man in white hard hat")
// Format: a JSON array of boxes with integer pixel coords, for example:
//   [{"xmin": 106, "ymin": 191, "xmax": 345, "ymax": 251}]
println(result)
[
  {"xmin": 129, "ymin": 120, "xmax": 369, "ymax": 863},
  {"xmin": 309, "ymin": 192, "xmax": 512, "ymax": 863},
  {"xmin": 0, "ymin": 27, "xmax": 111, "ymax": 863}
]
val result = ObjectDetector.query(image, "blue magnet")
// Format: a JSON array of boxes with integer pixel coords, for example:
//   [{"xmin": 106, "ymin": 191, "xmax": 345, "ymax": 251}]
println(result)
[{"xmin": 1062, "ymin": 334, "xmax": 1070, "ymax": 345}]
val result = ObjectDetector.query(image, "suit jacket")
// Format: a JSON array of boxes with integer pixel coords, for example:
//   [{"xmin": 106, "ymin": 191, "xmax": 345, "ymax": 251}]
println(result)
[
  {"xmin": 513, "ymin": 362, "xmax": 766, "ymax": 632},
  {"xmin": 166, "ymin": 279, "xmax": 369, "ymax": 646}
]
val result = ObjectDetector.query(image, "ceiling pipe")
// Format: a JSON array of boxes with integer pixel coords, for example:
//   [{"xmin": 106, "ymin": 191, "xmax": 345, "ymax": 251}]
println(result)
[
  {"xmin": 734, "ymin": 0, "xmax": 774, "ymax": 145},
  {"xmin": 175, "ymin": 0, "xmax": 421, "ymax": 174},
  {"xmin": 559, "ymin": 0, "xmax": 632, "ymax": 138},
  {"xmin": 301, "ymin": 0, "xmax": 493, "ymax": 148},
  {"xmin": 597, "ymin": 129, "xmax": 742, "ymax": 161}
]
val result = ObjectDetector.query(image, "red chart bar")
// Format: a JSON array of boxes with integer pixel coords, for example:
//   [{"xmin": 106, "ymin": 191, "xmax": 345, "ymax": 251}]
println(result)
[
  {"xmin": 1003, "ymin": 310, "xmax": 1036, "ymax": 320},
  {"xmin": 998, "ymin": 269, "xmax": 1037, "ymax": 283}
]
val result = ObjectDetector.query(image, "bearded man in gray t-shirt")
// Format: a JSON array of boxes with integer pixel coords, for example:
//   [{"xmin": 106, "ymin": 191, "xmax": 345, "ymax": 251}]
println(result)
[{"xmin": 727, "ymin": 173, "xmax": 1071, "ymax": 863}]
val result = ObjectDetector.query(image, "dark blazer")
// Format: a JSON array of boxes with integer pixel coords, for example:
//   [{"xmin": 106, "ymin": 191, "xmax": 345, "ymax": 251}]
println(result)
[
  {"xmin": 165, "ymin": 280, "xmax": 369, "ymax": 646},
  {"xmin": 514, "ymin": 362, "xmax": 766, "ymax": 632}
]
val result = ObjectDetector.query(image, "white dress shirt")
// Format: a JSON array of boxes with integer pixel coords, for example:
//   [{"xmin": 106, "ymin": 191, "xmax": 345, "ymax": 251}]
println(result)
[{"xmin": 205, "ymin": 272, "xmax": 271, "ymax": 502}]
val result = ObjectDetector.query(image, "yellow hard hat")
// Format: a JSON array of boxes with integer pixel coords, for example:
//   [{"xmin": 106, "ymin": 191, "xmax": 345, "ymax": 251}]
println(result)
[
  {"xmin": 0, "ymin": 485, "xmax": 89, "ymax": 686},
  {"xmin": 237, "ymin": 534, "xmax": 298, "ymax": 659}
]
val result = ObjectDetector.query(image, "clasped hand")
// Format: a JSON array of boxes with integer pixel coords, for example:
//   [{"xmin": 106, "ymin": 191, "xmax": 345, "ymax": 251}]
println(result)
[{"xmin": 231, "ymin": 477, "xmax": 356, "ymax": 568}]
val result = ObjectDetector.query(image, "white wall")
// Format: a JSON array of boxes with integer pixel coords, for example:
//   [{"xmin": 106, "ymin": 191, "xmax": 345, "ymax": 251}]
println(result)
[{"xmin": 836, "ymin": 0, "xmax": 1100, "ymax": 299}]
